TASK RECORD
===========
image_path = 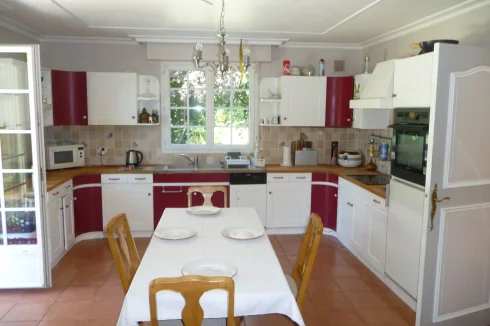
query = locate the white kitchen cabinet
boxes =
[87,72,138,125]
[102,184,154,232]
[393,53,434,108]
[230,184,267,227]
[267,173,312,229]
[336,178,388,274]
[47,198,64,265]
[62,192,75,251]
[280,76,326,127]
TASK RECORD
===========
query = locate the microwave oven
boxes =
[45,141,85,170]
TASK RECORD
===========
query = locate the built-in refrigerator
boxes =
[0,45,49,288]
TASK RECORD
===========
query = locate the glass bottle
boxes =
[363,55,370,74]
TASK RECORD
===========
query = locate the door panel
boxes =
[393,53,433,108]
[336,189,353,246]
[73,187,103,236]
[365,204,387,274]
[230,185,267,226]
[47,199,63,264]
[62,193,74,250]
[51,70,88,125]
[267,183,311,228]
[349,193,367,254]
[417,44,490,326]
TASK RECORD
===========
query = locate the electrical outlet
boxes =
[97,147,107,156]
[334,60,345,72]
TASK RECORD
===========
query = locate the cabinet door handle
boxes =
[392,94,397,98]
[83,116,87,119]
[148,193,151,196]
[74,197,77,200]
[109,178,120,181]
[135,177,146,180]
[273,177,284,179]
[334,194,337,197]
[65,205,69,208]
[347,118,351,121]
[269,192,272,195]
[295,176,306,179]
[65,185,71,188]
[373,199,381,204]
[53,192,59,196]
[161,186,183,194]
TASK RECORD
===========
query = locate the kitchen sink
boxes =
[117,166,155,171]
[155,164,224,172]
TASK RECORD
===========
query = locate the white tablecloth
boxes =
[117,207,305,326]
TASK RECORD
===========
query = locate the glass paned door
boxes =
[0,46,47,288]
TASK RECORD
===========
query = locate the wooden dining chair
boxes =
[187,186,228,208]
[149,275,241,326]
[286,213,323,312]
[105,213,141,294]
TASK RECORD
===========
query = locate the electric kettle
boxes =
[126,150,143,166]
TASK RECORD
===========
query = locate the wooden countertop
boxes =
[46,164,387,199]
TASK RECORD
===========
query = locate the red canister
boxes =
[283,60,290,75]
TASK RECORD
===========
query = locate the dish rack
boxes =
[224,156,250,169]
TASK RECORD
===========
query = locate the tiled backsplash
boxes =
[45,125,392,174]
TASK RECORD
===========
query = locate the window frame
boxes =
[161,62,257,153]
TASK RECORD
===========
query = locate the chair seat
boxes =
[285,274,298,298]
[159,319,227,325]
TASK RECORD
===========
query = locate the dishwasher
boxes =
[229,173,267,227]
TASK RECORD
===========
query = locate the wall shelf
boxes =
[259,98,281,103]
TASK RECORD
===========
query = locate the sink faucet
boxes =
[180,154,199,169]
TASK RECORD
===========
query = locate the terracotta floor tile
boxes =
[80,320,117,326]
[244,314,295,326]
[335,278,374,292]
[2,303,52,322]
[42,301,92,321]
[0,291,25,303]
[343,291,389,308]
[395,304,416,325]
[85,297,124,321]
[38,321,81,326]
[0,322,40,326]
[307,292,354,311]
[69,271,110,286]
[306,279,341,293]
[321,310,367,326]
[57,286,99,302]
[18,289,63,304]
[95,283,124,301]
[0,302,15,319]
[357,307,409,325]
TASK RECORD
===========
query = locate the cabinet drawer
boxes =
[368,195,386,211]
[47,180,72,203]
[101,174,128,184]
[128,174,153,184]
[289,173,312,183]
[267,173,290,183]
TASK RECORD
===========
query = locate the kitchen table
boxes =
[117,207,305,326]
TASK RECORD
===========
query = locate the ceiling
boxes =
[0,0,482,46]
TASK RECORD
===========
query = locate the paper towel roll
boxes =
[282,146,292,166]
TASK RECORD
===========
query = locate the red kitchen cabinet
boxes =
[153,174,230,228]
[311,173,339,230]
[73,175,103,236]
[325,76,354,128]
[52,70,88,125]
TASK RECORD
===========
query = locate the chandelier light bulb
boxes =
[195,43,203,51]
[243,48,251,56]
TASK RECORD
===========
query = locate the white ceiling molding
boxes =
[321,0,385,35]
[0,14,41,41]
[279,42,362,50]
[130,35,288,46]
[41,36,138,45]
[360,0,490,48]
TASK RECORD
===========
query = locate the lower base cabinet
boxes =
[230,185,267,227]
[337,178,388,274]
[73,187,103,236]
[47,198,64,264]
[102,185,153,232]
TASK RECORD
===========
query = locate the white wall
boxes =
[0,26,37,44]
[364,2,490,67]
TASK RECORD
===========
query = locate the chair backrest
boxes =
[105,213,140,294]
[292,213,324,311]
[187,186,228,208]
[149,275,235,326]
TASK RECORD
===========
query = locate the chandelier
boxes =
[193,0,251,74]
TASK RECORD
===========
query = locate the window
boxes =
[162,64,255,152]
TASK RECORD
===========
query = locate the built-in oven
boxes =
[45,141,85,170]
[389,108,429,186]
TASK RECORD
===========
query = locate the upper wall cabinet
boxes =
[52,70,88,125]
[280,76,327,127]
[393,53,434,108]
[325,76,354,127]
[87,72,137,125]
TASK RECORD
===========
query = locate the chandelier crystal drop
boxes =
[193,0,251,74]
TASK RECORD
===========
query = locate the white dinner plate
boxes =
[186,206,221,215]
[221,227,264,240]
[154,227,197,240]
[182,260,237,278]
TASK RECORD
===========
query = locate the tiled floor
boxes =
[0,235,415,326]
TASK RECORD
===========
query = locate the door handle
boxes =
[430,184,450,231]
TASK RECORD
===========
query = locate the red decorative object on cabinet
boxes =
[153,174,230,228]
[325,76,354,127]
[311,173,339,230]
[73,175,103,236]
[51,70,88,125]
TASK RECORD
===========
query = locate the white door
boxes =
[87,72,137,125]
[267,183,311,228]
[365,203,388,274]
[280,76,326,126]
[393,53,434,108]
[416,44,490,326]
[0,46,48,288]
[230,185,267,227]
[47,199,64,265]
[102,185,153,232]
[62,193,75,251]
[336,188,353,246]
[349,192,367,254]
